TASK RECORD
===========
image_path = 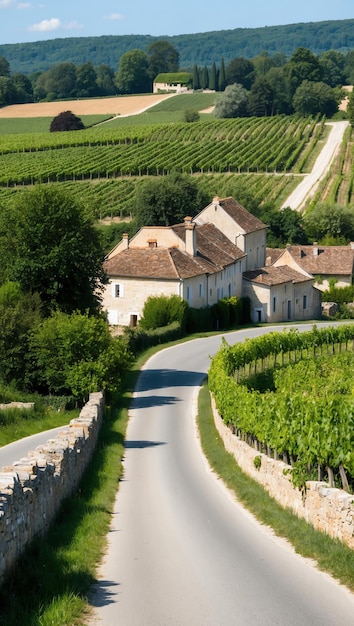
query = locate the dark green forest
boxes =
[1,19,354,75]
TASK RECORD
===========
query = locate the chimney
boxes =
[184,216,196,257]
[350,242,354,250]
[213,195,220,210]
[147,238,157,249]
[313,242,318,256]
[122,233,129,249]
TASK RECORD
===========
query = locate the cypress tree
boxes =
[218,58,226,91]
[201,65,209,89]
[209,62,216,90]
[193,64,200,90]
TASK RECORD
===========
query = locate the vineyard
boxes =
[309,123,354,206]
[209,325,354,494]
[0,173,300,220]
[0,115,322,188]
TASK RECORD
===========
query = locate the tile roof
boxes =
[243,265,311,286]
[103,248,179,280]
[172,222,245,266]
[103,245,219,280]
[267,245,354,276]
[218,196,267,233]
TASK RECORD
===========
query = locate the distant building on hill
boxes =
[153,72,193,93]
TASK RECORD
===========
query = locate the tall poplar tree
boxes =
[218,58,226,91]
[209,62,216,90]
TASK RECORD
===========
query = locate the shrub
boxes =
[50,110,85,132]
[140,294,188,330]
[184,109,200,122]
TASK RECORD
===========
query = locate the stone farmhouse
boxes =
[153,72,193,94]
[102,196,322,326]
[266,243,354,291]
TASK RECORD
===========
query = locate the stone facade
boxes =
[0,392,104,586]
[212,397,354,550]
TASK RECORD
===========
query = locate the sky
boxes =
[0,0,353,45]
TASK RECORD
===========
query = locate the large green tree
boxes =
[0,186,107,315]
[285,47,323,97]
[0,282,42,387]
[75,61,98,97]
[293,80,338,117]
[248,76,275,116]
[0,56,10,77]
[303,203,354,243]
[214,83,249,118]
[146,40,179,80]
[226,57,255,90]
[133,172,208,228]
[115,49,150,94]
[319,50,346,87]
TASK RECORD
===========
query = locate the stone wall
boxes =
[212,397,354,550]
[0,391,104,586]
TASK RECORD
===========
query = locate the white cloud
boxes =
[64,20,84,30]
[104,13,124,20]
[0,0,16,8]
[29,17,61,32]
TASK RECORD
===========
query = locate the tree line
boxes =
[1,19,354,74]
[0,41,353,110]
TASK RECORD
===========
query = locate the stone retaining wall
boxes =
[212,396,354,550]
[0,391,104,585]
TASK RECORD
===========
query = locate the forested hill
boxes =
[1,18,354,74]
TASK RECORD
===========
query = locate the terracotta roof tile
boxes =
[103,248,179,279]
[219,196,267,233]
[267,245,354,276]
[243,265,311,286]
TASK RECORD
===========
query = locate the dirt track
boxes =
[0,94,175,118]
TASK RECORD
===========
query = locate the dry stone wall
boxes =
[212,396,354,550]
[0,391,104,586]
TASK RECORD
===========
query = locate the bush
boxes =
[140,294,188,330]
[50,110,85,132]
[184,109,200,122]
[124,321,184,354]
[28,311,132,401]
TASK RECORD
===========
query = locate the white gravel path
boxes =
[281,120,349,211]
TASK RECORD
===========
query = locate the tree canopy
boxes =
[146,40,179,80]
[0,186,107,315]
[214,83,249,118]
[133,172,209,229]
[115,49,151,94]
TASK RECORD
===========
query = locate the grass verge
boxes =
[197,380,354,592]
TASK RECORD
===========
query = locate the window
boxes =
[303,295,307,309]
[187,286,191,301]
[112,282,124,298]
[273,296,276,313]
[199,283,203,298]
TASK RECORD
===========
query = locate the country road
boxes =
[281,120,349,211]
[88,324,354,626]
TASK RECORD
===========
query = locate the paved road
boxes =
[89,324,354,626]
[281,120,349,211]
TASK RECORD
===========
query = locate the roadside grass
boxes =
[0,408,78,446]
[197,380,354,592]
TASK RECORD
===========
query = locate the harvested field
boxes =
[0,94,175,119]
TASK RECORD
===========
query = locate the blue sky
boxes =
[0,0,353,45]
